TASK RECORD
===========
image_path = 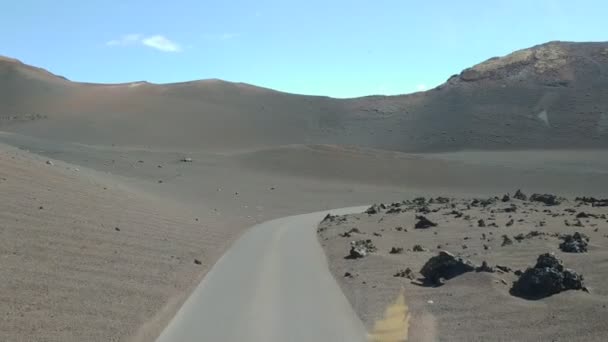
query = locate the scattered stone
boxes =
[506,219,514,227]
[417,206,431,214]
[344,272,354,278]
[373,232,382,237]
[510,253,586,299]
[559,232,589,253]
[415,215,437,229]
[339,227,361,238]
[435,196,450,204]
[419,251,476,286]
[395,226,403,231]
[158,180,163,183]
[114,227,120,232]
[514,189,527,201]
[386,207,401,214]
[365,204,382,215]
[181,157,193,162]
[501,235,513,246]
[496,265,513,273]
[483,244,490,250]
[412,197,426,206]
[576,196,608,207]
[530,193,561,206]
[502,204,518,213]
[394,268,416,280]
[45,160,53,165]
[478,219,486,227]
[347,240,377,259]
[462,244,468,249]
[471,198,496,207]
[194,259,202,265]
[476,261,495,273]
[389,247,404,254]
[573,219,584,227]
[446,210,463,218]
[576,212,590,218]
[502,194,510,202]
[412,245,427,252]
[322,214,347,224]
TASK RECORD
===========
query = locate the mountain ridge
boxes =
[1,40,608,152]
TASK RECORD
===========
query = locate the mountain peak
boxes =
[453,41,608,83]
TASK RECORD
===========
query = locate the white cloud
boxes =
[106,33,142,46]
[106,34,181,52]
[142,35,181,52]
[416,84,427,91]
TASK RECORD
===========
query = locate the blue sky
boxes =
[1,0,607,98]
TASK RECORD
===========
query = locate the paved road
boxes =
[157,206,369,342]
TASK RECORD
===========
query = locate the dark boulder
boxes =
[415,215,437,229]
[510,253,585,299]
[530,193,561,206]
[559,232,589,253]
[419,251,476,285]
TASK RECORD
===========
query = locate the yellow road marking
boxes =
[367,289,410,342]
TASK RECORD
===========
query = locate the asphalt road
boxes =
[156,206,369,342]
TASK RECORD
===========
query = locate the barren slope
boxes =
[0,144,236,342]
[2,41,608,152]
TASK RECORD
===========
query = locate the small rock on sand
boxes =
[394,268,416,280]
[389,247,404,254]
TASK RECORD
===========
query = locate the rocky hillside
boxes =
[1,41,607,151]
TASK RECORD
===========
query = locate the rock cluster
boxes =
[347,239,377,259]
[511,253,586,299]
[559,232,589,253]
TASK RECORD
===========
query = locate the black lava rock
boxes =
[419,251,476,286]
[415,215,437,229]
[530,193,561,206]
[389,247,404,254]
[513,189,528,201]
[510,253,585,299]
[559,232,589,253]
